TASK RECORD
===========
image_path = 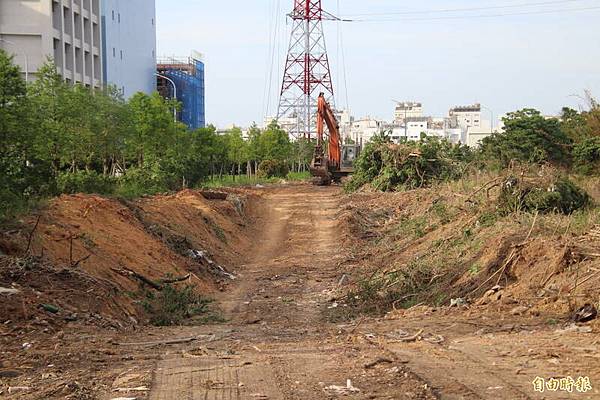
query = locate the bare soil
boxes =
[0,184,599,399]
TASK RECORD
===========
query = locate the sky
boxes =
[156,0,600,128]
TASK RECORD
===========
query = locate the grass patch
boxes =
[200,172,311,189]
[203,216,227,243]
[142,284,221,326]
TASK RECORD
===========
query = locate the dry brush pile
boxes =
[335,165,600,322]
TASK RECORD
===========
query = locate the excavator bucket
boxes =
[310,144,332,186]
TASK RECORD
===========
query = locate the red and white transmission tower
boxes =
[277,0,338,139]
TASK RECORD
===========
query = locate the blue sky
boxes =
[156,0,600,127]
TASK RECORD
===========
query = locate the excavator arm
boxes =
[317,93,341,169]
[311,93,341,185]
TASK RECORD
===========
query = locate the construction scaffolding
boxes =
[157,55,205,129]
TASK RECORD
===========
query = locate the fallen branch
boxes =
[111,267,162,290]
[466,177,502,203]
[160,274,191,285]
[364,357,394,369]
[71,254,91,268]
[118,334,214,347]
[25,215,41,255]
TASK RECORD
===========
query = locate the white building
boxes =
[351,117,385,144]
[449,104,482,129]
[101,0,156,97]
[0,0,103,87]
[394,101,423,124]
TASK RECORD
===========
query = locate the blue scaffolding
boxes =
[158,57,205,129]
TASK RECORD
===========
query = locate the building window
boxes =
[120,50,123,60]
[112,47,116,57]
[152,18,155,25]
[112,10,114,20]
[118,13,121,23]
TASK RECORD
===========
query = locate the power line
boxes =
[343,0,591,17]
[352,5,600,22]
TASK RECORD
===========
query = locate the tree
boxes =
[126,92,182,170]
[246,123,262,176]
[259,122,291,162]
[481,108,572,166]
[291,137,314,172]
[225,127,248,179]
[561,107,591,143]
[0,49,30,210]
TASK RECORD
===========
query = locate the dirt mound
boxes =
[0,188,260,330]
[335,174,600,324]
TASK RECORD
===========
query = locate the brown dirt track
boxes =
[1,184,599,399]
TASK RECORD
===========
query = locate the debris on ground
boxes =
[324,379,361,395]
[0,286,20,295]
[572,303,598,323]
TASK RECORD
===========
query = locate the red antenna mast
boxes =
[277,0,338,139]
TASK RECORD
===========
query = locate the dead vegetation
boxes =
[333,167,600,323]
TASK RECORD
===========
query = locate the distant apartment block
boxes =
[101,0,156,97]
[394,101,423,124]
[0,0,102,88]
[157,54,206,130]
[449,104,482,129]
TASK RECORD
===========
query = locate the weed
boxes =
[142,284,217,326]
[478,211,499,228]
[469,263,481,276]
[203,216,227,243]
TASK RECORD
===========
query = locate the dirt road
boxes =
[127,185,599,400]
[148,185,435,400]
[2,185,598,399]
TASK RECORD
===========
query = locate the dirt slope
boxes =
[0,189,257,329]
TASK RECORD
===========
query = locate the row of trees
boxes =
[0,50,313,218]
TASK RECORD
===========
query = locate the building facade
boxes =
[101,0,156,97]
[449,104,482,129]
[394,101,423,124]
[157,55,206,130]
[0,0,102,87]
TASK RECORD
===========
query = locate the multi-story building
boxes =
[101,0,156,97]
[449,104,482,129]
[0,0,103,88]
[157,54,206,130]
[350,117,385,144]
[394,101,423,124]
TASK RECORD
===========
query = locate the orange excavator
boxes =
[310,93,360,185]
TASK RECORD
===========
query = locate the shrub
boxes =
[57,170,116,195]
[498,176,590,215]
[346,136,473,192]
[116,166,169,198]
[142,284,214,326]
[573,137,600,175]
[257,159,289,179]
[480,109,572,166]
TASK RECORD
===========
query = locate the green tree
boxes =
[225,127,248,179]
[0,49,30,213]
[246,123,262,176]
[259,122,291,162]
[481,108,572,166]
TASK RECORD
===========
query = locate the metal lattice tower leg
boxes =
[277,0,336,139]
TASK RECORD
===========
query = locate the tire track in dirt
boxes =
[148,185,436,400]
